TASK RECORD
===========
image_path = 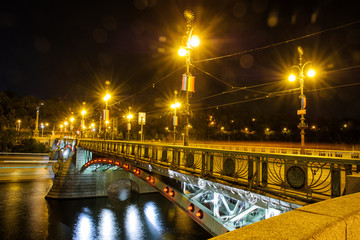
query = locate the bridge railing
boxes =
[190,143,360,159]
[78,139,360,202]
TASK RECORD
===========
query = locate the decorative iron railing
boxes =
[78,139,360,202]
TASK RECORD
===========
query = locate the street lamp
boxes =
[126,113,133,141]
[17,120,21,132]
[171,100,181,144]
[34,102,44,137]
[40,123,44,137]
[103,82,111,140]
[288,46,316,154]
[81,109,86,138]
[64,121,68,133]
[178,10,200,146]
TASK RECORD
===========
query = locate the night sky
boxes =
[1,0,360,119]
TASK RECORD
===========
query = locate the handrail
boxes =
[78,139,360,203]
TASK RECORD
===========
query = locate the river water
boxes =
[0,155,212,240]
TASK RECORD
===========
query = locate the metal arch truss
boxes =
[80,159,301,232]
[169,170,301,231]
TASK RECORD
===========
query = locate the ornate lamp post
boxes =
[103,81,111,140]
[34,102,44,137]
[288,46,316,154]
[171,91,181,144]
[126,113,133,141]
[178,10,200,146]
[17,120,21,131]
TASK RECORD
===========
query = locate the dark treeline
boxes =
[1,91,359,148]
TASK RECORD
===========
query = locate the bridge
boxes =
[46,138,360,237]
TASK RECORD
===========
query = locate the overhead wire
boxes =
[194,19,360,63]
[109,65,185,106]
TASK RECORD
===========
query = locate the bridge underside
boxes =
[79,149,300,236]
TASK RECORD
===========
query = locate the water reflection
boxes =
[0,180,211,240]
[125,205,144,240]
[144,202,163,233]
[99,209,118,240]
[73,210,96,240]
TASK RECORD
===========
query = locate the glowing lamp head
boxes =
[196,210,204,219]
[127,114,133,120]
[307,69,316,78]
[190,35,200,47]
[171,102,181,109]
[178,47,187,57]
[288,74,296,82]
[188,204,194,212]
[103,93,111,101]
[70,117,74,122]
[81,110,86,115]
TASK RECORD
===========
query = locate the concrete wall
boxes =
[211,192,360,240]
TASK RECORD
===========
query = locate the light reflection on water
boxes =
[125,205,144,240]
[0,179,212,239]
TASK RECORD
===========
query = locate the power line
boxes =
[109,65,185,106]
[191,82,360,112]
[194,19,360,63]
[192,81,275,103]
[191,64,234,88]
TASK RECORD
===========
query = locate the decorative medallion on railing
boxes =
[286,165,306,189]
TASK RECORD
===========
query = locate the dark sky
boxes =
[1,0,360,119]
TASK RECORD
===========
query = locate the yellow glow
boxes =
[178,47,187,57]
[190,35,200,47]
[81,110,86,115]
[171,102,181,109]
[45,123,49,126]
[103,93,111,101]
[70,117,74,122]
[91,123,95,127]
[127,114,133,120]
[17,119,21,123]
[288,74,296,82]
[64,121,68,126]
[105,120,109,125]
[307,69,316,78]
[60,124,63,128]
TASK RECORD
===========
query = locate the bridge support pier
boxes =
[46,147,157,199]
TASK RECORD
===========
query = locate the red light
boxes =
[188,204,194,212]
[169,190,175,197]
[163,187,169,193]
[133,169,137,173]
[146,176,151,181]
[150,178,155,183]
[136,169,140,175]
[196,210,203,219]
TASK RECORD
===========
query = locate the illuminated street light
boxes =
[64,121,68,132]
[103,81,111,140]
[178,10,200,146]
[81,105,86,138]
[40,123,44,137]
[126,111,133,141]
[171,91,181,143]
[34,102,44,137]
[288,46,316,154]
[17,119,21,132]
